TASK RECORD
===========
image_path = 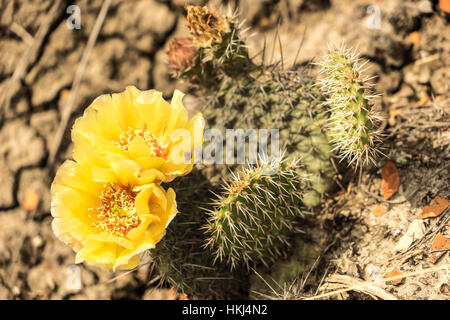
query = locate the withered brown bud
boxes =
[185,5,230,48]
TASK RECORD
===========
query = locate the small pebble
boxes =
[31,235,43,248]
[365,264,381,282]
[418,1,433,14]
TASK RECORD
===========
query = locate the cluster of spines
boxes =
[150,168,249,299]
[167,5,252,87]
[317,44,383,167]
[204,70,334,207]
[192,6,249,65]
[157,6,390,299]
[204,157,308,270]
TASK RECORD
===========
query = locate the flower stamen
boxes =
[89,183,141,237]
[115,128,169,159]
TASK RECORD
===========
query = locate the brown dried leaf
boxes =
[409,32,420,45]
[388,108,404,126]
[440,0,450,13]
[178,293,189,300]
[385,269,404,285]
[167,287,177,300]
[259,17,271,28]
[413,96,430,107]
[430,234,450,264]
[381,161,400,200]
[23,189,40,211]
[418,196,449,219]
[432,234,450,250]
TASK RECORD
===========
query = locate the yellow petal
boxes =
[127,135,152,160]
[52,160,103,197]
[136,168,166,184]
[135,156,166,171]
[162,90,189,143]
[133,88,171,135]
[87,232,135,251]
[69,87,205,183]
[114,253,142,271]
[164,188,178,228]
[112,87,139,130]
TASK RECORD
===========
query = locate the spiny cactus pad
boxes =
[204,70,334,206]
[151,168,249,299]
[204,157,309,269]
[249,237,320,299]
[318,44,383,166]
[168,6,335,206]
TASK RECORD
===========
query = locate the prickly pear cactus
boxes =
[317,44,383,166]
[205,71,334,207]
[150,168,249,299]
[168,5,335,207]
[167,5,252,87]
[249,237,320,299]
[161,6,385,295]
[204,157,309,269]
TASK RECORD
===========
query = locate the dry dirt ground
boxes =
[0,0,449,299]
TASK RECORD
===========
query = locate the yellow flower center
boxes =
[115,128,168,159]
[89,183,141,237]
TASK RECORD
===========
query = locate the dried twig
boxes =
[307,264,449,300]
[10,22,34,46]
[414,53,440,66]
[387,208,450,263]
[48,0,112,166]
[315,274,398,300]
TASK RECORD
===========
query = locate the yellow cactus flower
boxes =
[51,160,178,271]
[72,86,204,184]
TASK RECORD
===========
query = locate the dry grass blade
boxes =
[388,207,449,263]
[306,264,449,300]
[316,274,397,300]
[48,0,112,166]
[10,22,34,45]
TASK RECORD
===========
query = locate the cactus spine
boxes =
[204,71,334,207]
[204,157,309,269]
[151,168,249,299]
[161,6,386,291]
[318,44,383,166]
[167,5,252,87]
[249,237,320,299]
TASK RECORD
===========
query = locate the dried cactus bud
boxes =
[185,5,230,48]
[169,5,251,86]
[167,37,198,72]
